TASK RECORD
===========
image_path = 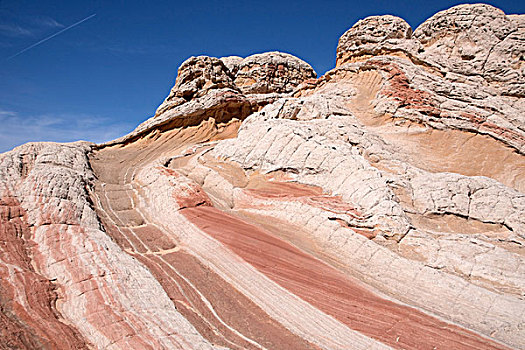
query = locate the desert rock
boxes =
[155,56,239,116]
[336,15,414,65]
[1,4,524,350]
[234,51,317,94]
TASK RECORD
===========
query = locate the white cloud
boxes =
[0,110,17,117]
[32,16,64,29]
[0,16,64,38]
[0,110,135,153]
[0,23,34,37]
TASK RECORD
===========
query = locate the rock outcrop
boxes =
[233,51,317,94]
[155,56,239,116]
[336,15,414,63]
[1,4,524,350]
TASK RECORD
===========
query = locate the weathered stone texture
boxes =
[234,51,317,94]
[1,4,524,350]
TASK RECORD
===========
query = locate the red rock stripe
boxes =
[0,195,89,349]
[94,190,319,349]
[182,206,511,350]
[127,243,320,349]
[134,252,260,350]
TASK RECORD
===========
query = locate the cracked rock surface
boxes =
[1,4,524,350]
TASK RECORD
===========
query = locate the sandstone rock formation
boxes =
[1,4,524,350]
[233,51,317,94]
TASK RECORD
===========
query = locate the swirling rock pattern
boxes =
[1,4,524,350]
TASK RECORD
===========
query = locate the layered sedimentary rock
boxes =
[1,4,524,350]
[233,51,317,94]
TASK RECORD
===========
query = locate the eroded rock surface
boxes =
[156,56,239,116]
[1,4,524,350]
[234,51,317,94]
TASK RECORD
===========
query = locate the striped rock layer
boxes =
[1,4,524,350]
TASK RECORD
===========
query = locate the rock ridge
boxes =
[1,3,524,350]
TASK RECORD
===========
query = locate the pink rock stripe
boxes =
[182,205,511,350]
[0,194,90,349]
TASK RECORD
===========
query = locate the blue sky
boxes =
[0,0,523,152]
